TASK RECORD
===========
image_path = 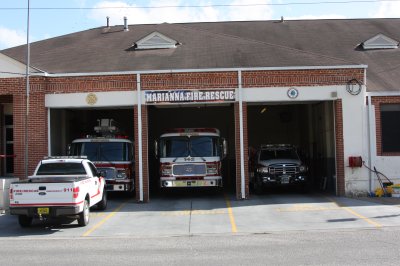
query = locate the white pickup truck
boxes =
[9,157,107,227]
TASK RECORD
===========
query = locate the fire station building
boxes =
[1,18,400,202]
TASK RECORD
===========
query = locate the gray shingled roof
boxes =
[2,19,400,91]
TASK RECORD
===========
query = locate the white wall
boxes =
[45,91,136,108]
[0,53,35,78]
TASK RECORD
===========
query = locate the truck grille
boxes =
[173,164,206,176]
[269,164,299,175]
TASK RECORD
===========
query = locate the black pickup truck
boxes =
[250,144,308,193]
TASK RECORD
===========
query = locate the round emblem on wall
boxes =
[86,93,98,105]
[287,87,299,99]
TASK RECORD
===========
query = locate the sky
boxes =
[0,0,400,50]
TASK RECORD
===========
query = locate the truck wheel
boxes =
[18,215,33,227]
[97,191,107,210]
[78,199,90,226]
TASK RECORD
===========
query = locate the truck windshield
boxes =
[70,142,133,162]
[160,136,220,158]
[37,163,86,175]
[260,148,299,160]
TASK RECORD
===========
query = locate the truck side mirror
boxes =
[154,140,159,159]
[222,138,228,159]
[67,144,71,156]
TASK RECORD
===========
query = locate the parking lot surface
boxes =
[1,191,400,238]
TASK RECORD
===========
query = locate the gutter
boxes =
[31,64,368,78]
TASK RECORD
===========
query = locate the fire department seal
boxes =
[86,93,98,105]
[287,87,299,99]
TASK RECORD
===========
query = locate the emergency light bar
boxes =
[44,156,88,159]
[260,144,294,149]
[165,128,219,134]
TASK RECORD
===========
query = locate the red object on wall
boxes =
[349,156,363,167]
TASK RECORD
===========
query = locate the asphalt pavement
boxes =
[1,190,400,238]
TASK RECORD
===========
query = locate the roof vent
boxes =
[124,17,129,32]
[362,33,399,50]
[106,16,110,28]
[134,31,179,50]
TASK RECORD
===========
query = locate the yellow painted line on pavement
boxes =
[276,204,340,212]
[224,194,237,233]
[82,200,130,237]
[161,210,227,216]
[325,196,382,228]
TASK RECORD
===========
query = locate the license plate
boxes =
[175,180,207,187]
[37,207,49,215]
[281,176,290,184]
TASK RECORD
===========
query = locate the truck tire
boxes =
[97,191,107,210]
[18,215,33,227]
[78,199,90,226]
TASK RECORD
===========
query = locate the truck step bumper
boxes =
[160,179,223,188]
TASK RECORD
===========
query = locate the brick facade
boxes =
[371,96,400,156]
[0,68,363,200]
[234,102,249,199]
[134,105,149,202]
[242,69,364,87]
[334,100,345,196]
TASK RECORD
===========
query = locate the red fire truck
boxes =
[69,119,134,192]
[155,128,227,188]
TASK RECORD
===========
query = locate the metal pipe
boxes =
[367,95,374,193]
[124,17,129,31]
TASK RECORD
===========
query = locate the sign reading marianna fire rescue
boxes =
[145,89,236,104]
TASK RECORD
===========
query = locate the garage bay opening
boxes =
[247,102,336,194]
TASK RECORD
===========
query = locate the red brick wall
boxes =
[0,104,3,175]
[234,102,249,199]
[134,105,149,202]
[242,69,365,87]
[141,72,238,90]
[45,75,137,93]
[371,96,400,156]
[335,100,345,196]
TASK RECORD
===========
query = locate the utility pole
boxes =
[24,0,30,178]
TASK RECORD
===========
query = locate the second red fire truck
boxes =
[69,119,135,192]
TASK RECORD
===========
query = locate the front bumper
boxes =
[105,179,134,192]
[260,174,307,186]
[160,177,223,188]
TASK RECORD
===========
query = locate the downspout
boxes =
[238,70,246,199]
[137,74,144,202]
[367,94,374,194]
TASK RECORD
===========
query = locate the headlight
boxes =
[161,165,172,176]
[299,165,307,172]
[116,170,127,179]
[257,167,269,174]
[206,164,218,175]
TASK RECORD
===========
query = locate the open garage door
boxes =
[148,104,236,196]
[50,108,134,156]
[248,101,336,194]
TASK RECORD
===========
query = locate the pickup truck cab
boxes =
[9,157,107,227]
